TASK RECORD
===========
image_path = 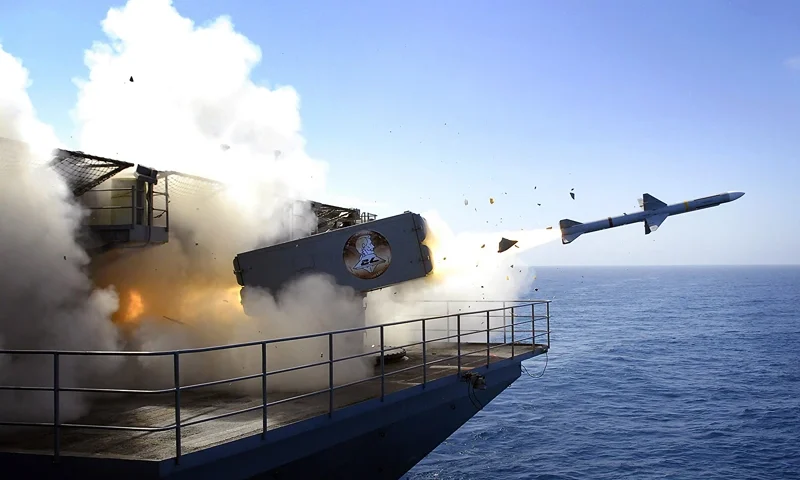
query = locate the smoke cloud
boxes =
[73,0,369,396]
[0,45,124,424]
[0,0,367,427]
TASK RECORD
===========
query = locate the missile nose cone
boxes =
[728,191,745,201]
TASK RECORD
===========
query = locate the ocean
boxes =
[405,266,800,480]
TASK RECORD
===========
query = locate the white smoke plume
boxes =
[72,0,369,396]
[0,45,124,425]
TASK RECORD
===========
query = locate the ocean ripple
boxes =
[405,266,800,479]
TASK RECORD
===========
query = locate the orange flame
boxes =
[115,289,145,324]
[112,285,245,326]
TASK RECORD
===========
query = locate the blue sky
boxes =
[1,0,798,265]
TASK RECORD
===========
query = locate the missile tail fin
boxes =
[562,232,583,244]
[559,219,582,229]
[559,218,583,244]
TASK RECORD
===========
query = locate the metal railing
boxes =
[389,299,551,346]
[82,186,169,229]
[0,300,550,464]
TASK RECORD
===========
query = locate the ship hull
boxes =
[234,359,523,480]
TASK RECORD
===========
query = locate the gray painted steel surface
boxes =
[234,211,433,296]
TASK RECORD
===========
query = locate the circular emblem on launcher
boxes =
[343,230,392,280]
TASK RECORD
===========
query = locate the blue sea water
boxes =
[405,266,800,480]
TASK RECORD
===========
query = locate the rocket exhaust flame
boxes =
[118,290,145,323]
[422,216,561,279]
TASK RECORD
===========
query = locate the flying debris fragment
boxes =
[489,198,495,204]
[129,76,134,82]
[163,316,187,325]
[546,226,553,230]
[464,199,469,206]
[569,191,575,200]
[498,237,518,253]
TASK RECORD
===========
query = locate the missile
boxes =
[559,191,744,244]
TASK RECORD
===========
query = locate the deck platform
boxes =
[0,342,546,462]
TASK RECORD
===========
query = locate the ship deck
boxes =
[0,342,546,462]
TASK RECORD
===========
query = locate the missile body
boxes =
[559,191,744,244]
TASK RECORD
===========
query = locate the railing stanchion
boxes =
[532,304,536,348]
[422,318,427,388]
[164,175,170,232]
[173,352,181,464]
[486,310,490,367]
[503,301,507,344]
[546,301,551,347]
[446,302,451,346]
[511,307,516,357]
[130,185,136,227]
[53,352,60,463]
[261,342,267,437]
[457,314,462,375]
[380,326,385,401]
[328,333,334,416]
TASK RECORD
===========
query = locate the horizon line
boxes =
[529,264,800,268]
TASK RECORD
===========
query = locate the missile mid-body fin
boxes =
[642,193,669,234]
[642,193,667,211]
[644,213,668,234]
